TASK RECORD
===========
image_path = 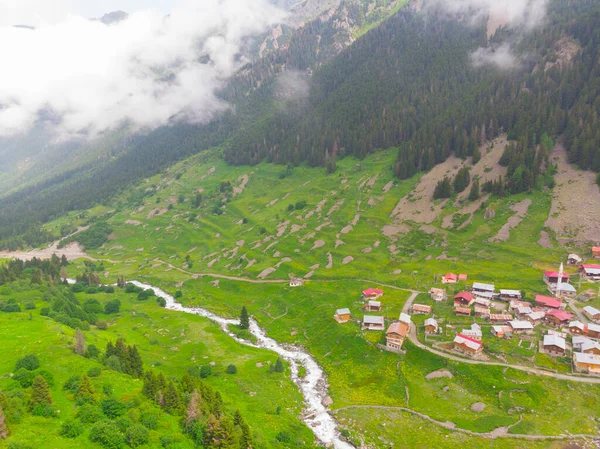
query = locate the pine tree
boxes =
[185,390,201,426]
[30,375,52,410]
[0,406,7,439]
[74,329,86,356]
[213,392,223,418]
[164,382,181,414]
[233,410,253,449]
[128,346,143,378]
[76,374,96,402]
[453,167,470,193]
[468,179,480,201]
[239,307,249,330]
[142,371,157,399]
[271,358,284,373]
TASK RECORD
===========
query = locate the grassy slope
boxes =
[30,145,600,448]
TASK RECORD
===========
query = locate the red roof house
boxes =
[362,288,383,299]
[593,247,600,258]
[545,309,573,326]
[535,295,562,309]
[442,273,458,284]
[458,274,468,281]
[454,291,474,306]
[543,271,570,285]
[453,334,483,355]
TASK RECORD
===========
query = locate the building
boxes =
[458,274,468,281]
[500,289,522,301]
[385,314,411,350]
[508,320,534,333]
[509,300,531,311]
[453,334,483,356]
[289,278,305,287]
[579,264,600,281]
[543,271,570,285]
[411,303,432,314]
[455,306,472,316]
[491,325,511,338]
[516,306,533,317]
[429,287,447,302]
[461,323,482,339]
[364,300,382,312]
[454,292,474,307]
[567,254,583,265]
[593,247,600,259]
[424,318,439,334]
[581,340,600,355]
[334,308,351,323]
[588,323,600,339]
[526,311,546,326]
[362,288,383,300]
[543,334,566,357]
[474,297,492,308]
[472,282,495,300]
[362,315,385,331]
[583,306,600,323]
[535,295,562,309]
[474,307,491,318]
[545,310,574,327]
[572,335,592,351]
[573,352,600,373]
[551,282,577,298]
[441,273,458,284]
[490,313,513,323]
[569,321,586,335]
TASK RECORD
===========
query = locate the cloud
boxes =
[470,43,519,69]
[0,0,286,138]
[275,70,310,102]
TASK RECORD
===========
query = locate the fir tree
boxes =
[433,177,453,199]
[185,390,201,427]
[468,179,480,201]
[128,346,143,378]
[213,392,223,418]
[30,375,52,410]
[142,371,157,399]
[74,329,86,356]
[239,307,249,330]
[271,358,284,373]
[164,382,181,414]
[0,405,7,439]
[76,374,96,402]
[453,167,470,193]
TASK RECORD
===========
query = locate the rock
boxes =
[471,402,486,412]
[256,362,263,368]
[484,208,495,219]
[443,386,450,392]
[209,362,216,366]
[323,396,333,406]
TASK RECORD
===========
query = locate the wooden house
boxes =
[579,264,600,281]
[516,306,533,317]
[474,306,491,318]
[569,320,586,335]
[454,306,472,316]
[424,318,439,334]
[362,288,383,300]
[385,314,411,350]
[573,352,600,373]
[490,313,513,323]
[509,300,531,311]
[362,315,385,331]
[472,282,495,300]
[453,334,483,356]
[526,311,545,326]
[441,273,457,284]
[461,323,482,339]
[543,271,570,286]
[535,295,562,310]
[491,325,511,338]
[573,335,592,351]
[454,291,474,307]
[543,334,566,357]
[289,278,305,287]
[588,323,600,339]
[593,246,600,259]
[429,288,447,302]
[581,339,600,355]
[458,274,468,281]
[364,300,382,312]
[545,310,573,327]
[500,289,522,301]
[334,308,351,323]
[411,304,432,315]
[508,320,534,334]
[583,306,600,323]
[567,254,582,265]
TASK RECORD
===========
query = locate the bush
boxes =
[104,299,121,314]
[156,297,166,307]
[96,320,108,330]
[102,383,114,397]
[40,307,50,316]
[126,424,149,447]
[2,303,21,312]
[295,200,307,210]
[13,368,36,388]
[84,299,104,314]
[101,398,127,418]
[105,355,122,372]
[36,369,55,387]
[60,420,84,438]
[115,417,133,432]
[140,411,160,430]
[86,287,98,294]
[226,365,237,374]
[86,344,100,359]
[276,431,292,443]
[89,420,125,449]
[199,365,212,379]
[15,355,40,371]
[8,443,34,449]
[63,375,81,393]
[77,404,104,423]
[88,367,102,377]
[24,302,35,310]
[104,286,115,294]
[32,403,56,417]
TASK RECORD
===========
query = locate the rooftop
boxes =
[472,282,495,291]
[454,334,483,350]
[574,352,600,366]
[363,315,384,325]
[509,320,534,330]
[336,308,351,315]
[544,334,566,350]
[583,305,600,316]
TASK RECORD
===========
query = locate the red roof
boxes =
[455,291,473,301]
[543,271,570,279]
[546,310,573,322]
[444,273,457,280]
[593,247,600,252]
[456,333,482,345]
[458,274,468,280]
[535,295,562,309]
[363,288,383,296]
[580,264,600,270]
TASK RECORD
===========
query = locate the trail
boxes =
[333,406,598,441]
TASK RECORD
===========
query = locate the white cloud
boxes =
[470,43,519,69]
[0,0,285,137]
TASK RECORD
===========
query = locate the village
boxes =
[331,248,600,376]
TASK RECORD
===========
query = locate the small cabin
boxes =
[567,253,582,265]
[458,274,468,281]
[490,313,513,323]
[574,352,600,374]
[453,334,483,356]
[509,300,531,311]
[491,325,510,338]
[454,292,474,307]
[535,295,562,310]
[364,300,382,312]
[441,273,457,284]
[551,282,577,298]
[362,315,385,331]
[411,304,432,315]
[543,271,570,285]
[516,306,533,317]
[474,306,491,318]
[385,314,411,350]
[583,306,600,323]
[573,335,592,351]
[334,308,351,323]
[588,323,600,339]
[454,306,471,316]
[424,318,438,334]
[362,288,383,300]
[526,311,545,326]
[579,264,600,281]
[500,289,522,301]
[508,320,534,334]
[593,247,600,259]
[461,323,482,339]
[569,320,586,335]
[543,334,566,357]
[429,287,447,302]
[581,339,600,355]
[289,278,305,287]
[545,310,573,327]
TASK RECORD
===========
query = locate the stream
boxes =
[128,281,355,449]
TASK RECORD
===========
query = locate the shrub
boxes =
[86,344,100,358]
[115,417,133,432]
[102,383,114,397]
[140,411,160,430]
[60,420,84,438]
[104,299,121,314]
[104,286,115,294]
[63,375,81,393]
[226,365,237,374]
[295,200,307,210]
[126,424,149,447]
[101,398,127,418]
[89,420,125,449]
[40,307,50,316]
[157,297,166,307]
[8,443,34,449]
[77,404,103,423]
[86,287,98,294]
[15,355,40,371]
[36,369,55,387]
[24,302,35,310]
[13,368,36,388]
[88,367,102,377]
[105,355,122,372]
[32,403,56,417]
[276,431,292,443]
[96,320,108,330]
[199,365,212,379]
[84,299,103,314]
[174,291,182,299]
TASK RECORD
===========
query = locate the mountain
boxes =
[97,10,129,25]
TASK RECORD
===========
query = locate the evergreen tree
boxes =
[0,406,7,439]
[30,375,52,410]
[472,145,481,164]
[164,382,181,414]
[185,390,201,427]
[74,329,86,356]
[213,392,223,418]
[142,371,157,399]
[76,374,96,402]
[468,179,480,201]
[453,167,470,193]
[271,358,285,373]
[204,414,238,449]
[128,346,143,378]
[239,307,249,330]
[433,177,453,199]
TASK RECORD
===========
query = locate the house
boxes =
[453,334,483,356]
[491,325,511,338]
[579,264,600,281]
[474,297,492,308]
[508,320,534,333]
[472,282,495,300]
[474,306,491,318]
[543,334,566,357]
[490,313,513,323]
[412,304,432,315]
[364,300,382,312]
[573,352,600,373]
[334,308,351,323]
[569,320,586,335]
[583,306,600,323]
[543,271,570,285]
[442,273,457,284]
[385,314,411,350]
[535,295,562,309]
[509,300,531,311]
[593,247,600,258]
[424,318,439,334]
[362,315,385,331]
[545,310,574,327]
[429,288,447,302]
[516,306,533,317]
[362,288,383,300]
[572,335,592,351]
[588,323,600,339]
[454,292,474,307]
[458,274,468,281]
[526,311,546,326]
[455,306,472,316]
[547,329,567,339]
[567,254,583,265]
[551,282,577,298]
[461,323,482,339]
[500,289,522,301]
[581,340,600,355]
[289,278,304,287]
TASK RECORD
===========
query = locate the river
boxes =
[128,281,355,449]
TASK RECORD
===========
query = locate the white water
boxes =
[127,281,355,449]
